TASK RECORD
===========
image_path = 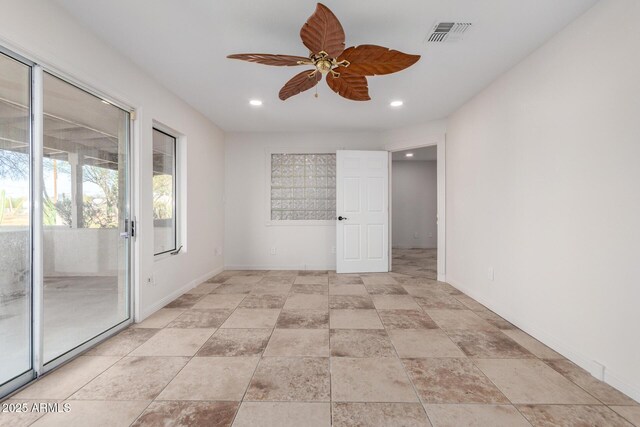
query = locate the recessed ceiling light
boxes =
[390,100,403,107]
[405,153,414,157]
[249,99,263,106]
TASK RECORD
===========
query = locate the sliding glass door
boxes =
[0,51,32,389]
[42,72,131,364]
[0,46,133,396]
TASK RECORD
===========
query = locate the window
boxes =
[152,128,177,255]
[270,153,336,221]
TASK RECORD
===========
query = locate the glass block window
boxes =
[271,153,336,221]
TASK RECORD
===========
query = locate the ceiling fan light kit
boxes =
[227,3,420,101]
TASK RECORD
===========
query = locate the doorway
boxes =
[0,47,133,398]
[390,146,438,279]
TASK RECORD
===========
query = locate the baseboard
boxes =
[392,246,438,250]
[138,265,224,321]
[446,277,640,403]
[437,274,446,282]
[224,264,336,271]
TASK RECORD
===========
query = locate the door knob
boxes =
[338,216,348,221]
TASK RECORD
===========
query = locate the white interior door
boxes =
[336,150,389,273]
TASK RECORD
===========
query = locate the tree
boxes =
[0,150,28,180]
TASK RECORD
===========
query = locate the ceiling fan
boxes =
[227,3,420,101]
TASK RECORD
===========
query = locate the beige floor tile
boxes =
[129,328,214,356]
[276,310,329,329]
[329,284,368,295]
[15,356,120,399]
[246,357,330,401]
[85,328,158,356]
[250,283,292,295]
[330,309,384,329]
[414,294,467,310]
[197,328,271,356]
[372,295,422,310]
[446,329,534,359]
[264,329,329,357]
[427,309,495,330]
[377,310,438,329]
[239,294,287,309]
[329,295,374,309]
[258,276,296,285]
[283,294,328,310]
[330,329,396,357]
[213,283,254,294]
[32,400,149,427]
[331,357,417,402]
[132,308,185,328]
[266,270,298,277]
[475,309,516,330]
[435,283,462,296]
[165,294,204,309]
[291,284,328,294]
[192,294,246,310]
[233,402,331,427]
[187,282,221,294]
[294,276,329,285]
[475,359,600,404]
[158,357,259,401]
[424,404,530,427]
[364,284,409,295]
[329,275,364,285]
[167,309,232,328]
[297,270,328,276]
[401,285,441,297]
[501,330,562,359]
[360,274,399,285]
[206,272,237,284]
[221,309,280,328]
[70,356,188,400]
[517,404,634,427]
[403,358,509,404]
[388,329,465,358]
[223,275,263,285]
[610,406,640,426]
[454,294,487,311]
[546,359,639,405]
[333,402,431,427]
[132,401,238,427]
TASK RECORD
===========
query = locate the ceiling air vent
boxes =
[426,22,472,43]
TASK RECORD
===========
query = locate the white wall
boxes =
[0,0,225,320]
[446,0,640,401]
[225,132,384,270]
[392,161,437,249]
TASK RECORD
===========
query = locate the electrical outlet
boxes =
[214,247,222,256]
[487,267,494,281]
[331,246,336,254]
[413,232,419,239]
[146,276,155,286]
[270,247,277,255]
[428,232,433,238]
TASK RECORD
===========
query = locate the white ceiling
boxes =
[53,0,598,132]
[392,146,437,161]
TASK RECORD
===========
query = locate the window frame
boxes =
[264,147,336,227]
[152,127,178,256]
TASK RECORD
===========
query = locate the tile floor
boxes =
[1,267,639,426]
[392,248,437,280]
